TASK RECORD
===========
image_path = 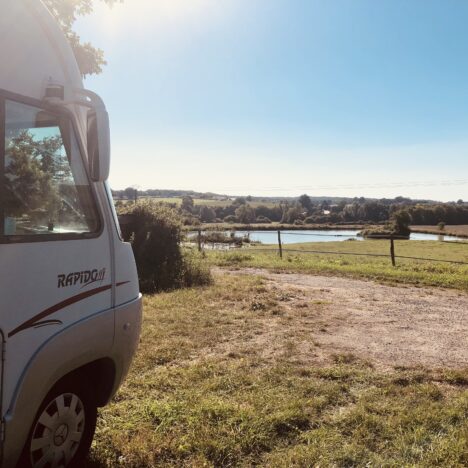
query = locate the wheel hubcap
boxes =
[53,424,69,446]
[30,393,85,468]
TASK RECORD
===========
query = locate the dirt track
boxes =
[220,268,468,370]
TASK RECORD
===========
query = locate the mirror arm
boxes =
[43,84,107,113]
[74,88,108,112]
[43,99,94,109]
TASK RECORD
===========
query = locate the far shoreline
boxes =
[410,225,468,239]
[182,223,369,232]
[182,223,468,239]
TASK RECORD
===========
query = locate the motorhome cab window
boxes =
[1,100,99,239]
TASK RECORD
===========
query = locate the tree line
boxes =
[115,193,467,226]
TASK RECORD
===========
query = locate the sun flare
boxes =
[95,0,217,34]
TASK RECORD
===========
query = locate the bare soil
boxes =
[217,268,468,370]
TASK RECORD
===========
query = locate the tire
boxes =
[18,377,97,468]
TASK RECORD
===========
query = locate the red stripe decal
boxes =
[8,281,130,338]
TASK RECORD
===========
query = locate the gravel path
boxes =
[221,268,468,369]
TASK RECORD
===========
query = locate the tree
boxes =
[298,194,313,213]
[281,205,303,224]
[235,204,256,224]
[4,131,66,222]
[181,195,194,213]
[391,210,411,236]
[199,206,216,223]
[43,0,119,76]
[321,199,332,211]
[124,187,137,201]
[233,197,247,206]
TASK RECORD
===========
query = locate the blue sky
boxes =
[76,0,468,201]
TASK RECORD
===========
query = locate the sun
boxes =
[95,0,217,34]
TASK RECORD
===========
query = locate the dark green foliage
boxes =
[178,249,212,289]
[407,203,468,225]
[114,193,468,227]
[181,195,194,213]
[43,0,119,76]
[123,187,138,201]
[391,209,411,236]
[224,215,237,223]
[199,205,216,223]
[120,201,211,293]
[4,130,64,217]
[235,205,256,224]
[281,205,304,224]
[298,194,313,213]
[233,197,247,206]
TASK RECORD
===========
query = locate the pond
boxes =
[233,230,464,244]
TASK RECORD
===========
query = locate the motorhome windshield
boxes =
[0,98,100,239]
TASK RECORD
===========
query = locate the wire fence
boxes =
[190,229,468,267]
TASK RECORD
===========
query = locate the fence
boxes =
[192,229,468,267]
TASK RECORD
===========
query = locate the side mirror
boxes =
[44,84,111,181]
[87,107,110,182]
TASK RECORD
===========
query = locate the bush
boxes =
[120,201,212,293]
[256,216,271,224]
[179,249,212,288]
[224,215,237,223]
[183,215,200,226]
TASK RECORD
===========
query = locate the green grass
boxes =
[209,240,468,290]
[135,197,278,208]
[88,275,467,467]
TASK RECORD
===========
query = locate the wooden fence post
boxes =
[390,235,396,266]
[277,230,283,259]
[197,229,202,252]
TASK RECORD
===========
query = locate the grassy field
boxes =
[88,273,467,467]
[133,197,278,208]
[208,240,468,290]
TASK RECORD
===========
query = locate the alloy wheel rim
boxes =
[30,392,85,468]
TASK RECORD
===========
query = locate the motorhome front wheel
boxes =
[19,379,97,468]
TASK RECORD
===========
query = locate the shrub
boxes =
[180,249,212,288]
[224,215,237,223]
[120,201,212,293]
[256,216,272,224]
[183,215,200,226]
[438,221,446,231]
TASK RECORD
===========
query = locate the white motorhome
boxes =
[0,0,142,466]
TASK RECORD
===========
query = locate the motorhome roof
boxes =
[0,0,83,101]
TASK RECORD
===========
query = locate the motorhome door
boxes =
[0,94,112,415]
